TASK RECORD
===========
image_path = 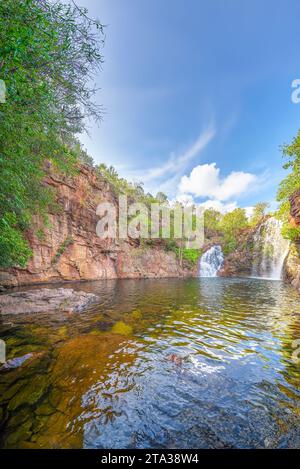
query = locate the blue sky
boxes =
[78,0,300,213]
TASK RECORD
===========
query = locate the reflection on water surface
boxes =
[0,277,300,448]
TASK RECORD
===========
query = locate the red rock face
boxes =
[290,189,300,227]
[0,165,196,287]
[284,189,300,291]
[218,226,257,278]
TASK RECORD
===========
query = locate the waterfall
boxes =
[199,245,224,277]
[251,217,290,280]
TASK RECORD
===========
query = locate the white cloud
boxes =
[168,193,238,213]
[244,206,254,219]
[179,163,257,201]
[199,199,238,213]
[172,194,195,206]
[170,196,237,213]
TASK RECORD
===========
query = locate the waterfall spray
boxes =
[251,217,290,280]
[199,245,224,277]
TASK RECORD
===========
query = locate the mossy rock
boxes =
[111,321,132,336]
[6,407,30,429]
[89,329,104,336]
[57,326,68,338]
[23,353,51,377]
[3,420,33,448]
[8,344,43,359]
[8,374,49,411]
[31,430,81,449]
[47,387,61,409]
[34,401,56,417]
[130,309,142,320]
[31,414,51,435]
[1,378,26,402]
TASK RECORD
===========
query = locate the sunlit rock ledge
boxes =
[0,288,99,315]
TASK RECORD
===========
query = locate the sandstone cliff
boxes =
[283,190,300,291]
[290,189,300,226]
[0,165,196,287]
[218,227,255,278]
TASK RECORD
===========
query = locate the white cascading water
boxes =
[199,245,224,277]
[251,217,290,280]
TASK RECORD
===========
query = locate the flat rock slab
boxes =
[0,288,99,315]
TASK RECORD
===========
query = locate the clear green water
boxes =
[1,277,300,448]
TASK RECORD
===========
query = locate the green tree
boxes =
[277,130,300,240]
[155,192,168,203]
[0,0,104,267]
[204,208,222,232]
[278,130,300,205]
[219,208,249,253]
[250,202,270,226]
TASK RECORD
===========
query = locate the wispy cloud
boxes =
[142,124,215,183]
[121,124,216,197]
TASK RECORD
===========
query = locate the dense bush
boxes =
[0,0,104,267]
[277,130,300,240]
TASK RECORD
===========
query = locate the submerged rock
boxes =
[7,374,50,411]
[167,354,184,366]
[0,288,99,316]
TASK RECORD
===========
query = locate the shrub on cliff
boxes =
[219,208,249,254]
[249,202,270,227]
[277,130,300,240]
[0,0,104,267]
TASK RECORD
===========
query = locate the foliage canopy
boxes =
[0,0,104,267]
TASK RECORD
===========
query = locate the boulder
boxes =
[0,288,99,315]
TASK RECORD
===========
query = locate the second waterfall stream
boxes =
[251,217,290,280]
[199,217,290,280]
